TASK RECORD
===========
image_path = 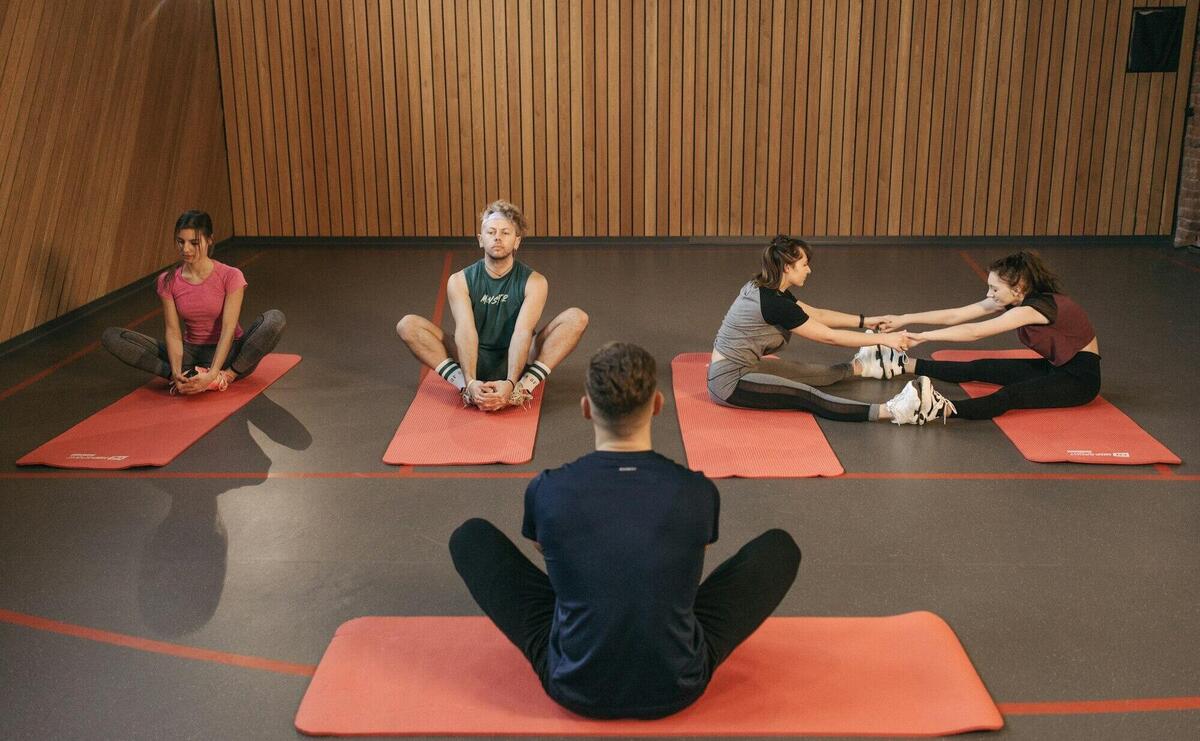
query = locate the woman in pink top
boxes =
[102,210,285,394]
[851,250,1100,421]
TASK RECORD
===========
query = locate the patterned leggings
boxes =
[713,358,878,422]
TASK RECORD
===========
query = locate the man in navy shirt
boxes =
[449,342,800,719]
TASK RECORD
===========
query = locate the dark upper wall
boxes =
[0,0,232,346]
[214,0,1196,238]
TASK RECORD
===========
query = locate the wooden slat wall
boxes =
[0,0,232,346]
[217,0,1194,238]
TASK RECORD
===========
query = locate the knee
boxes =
[562,307,589,335]
[396,314,423,341]
[263,309,286,332]
[761,528,801,572]
[449,517,500,559]
[100,326,123,352]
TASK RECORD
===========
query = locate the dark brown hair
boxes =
[752,234,811,288]
[162,210,214,291]
[987,250,1062,294]
[585,342,658,421]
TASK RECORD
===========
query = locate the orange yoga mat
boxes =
[16,354,301,469]
[382,371,543,465]
[931,349,1180,465]
[671,353,843,478]
[295,612,1003,737]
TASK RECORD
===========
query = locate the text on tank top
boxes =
[464,259,532,351]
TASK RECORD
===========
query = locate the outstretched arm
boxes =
[797,301,868,330]
[911,305,1047,344]
[868,297,1003,330]
[792,318,910,352]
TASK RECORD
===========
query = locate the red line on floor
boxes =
[999,696,1200,715]
[955,249,984,281]
[0,608,316,678]
[2,470,1197,481]
[0,307,160,403]
[4,606,1199,717]
[415,250,455,384]
[0,251,265,402]
[840,471,1200,482]
[958,250,989,282]
[0,342,100,402]
[430,250,454,327]
[1162,254,1200,274]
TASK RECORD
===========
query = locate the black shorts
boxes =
[476,347,508,381]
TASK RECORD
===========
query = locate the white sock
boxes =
[436,359,466,390]
[517,361,551,392]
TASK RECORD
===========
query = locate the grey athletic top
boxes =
[708,281,809,400]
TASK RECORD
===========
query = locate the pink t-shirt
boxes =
[156,260,247,345]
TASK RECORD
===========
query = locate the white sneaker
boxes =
[854,343,906,379]
[854,344,884,379]
[915,379,957,425]
[886,378,923,424]
[877,345,907,379]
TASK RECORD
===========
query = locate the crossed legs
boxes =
[448,519,800,687]
[396,307,589,377]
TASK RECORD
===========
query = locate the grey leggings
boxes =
[101,309,286,380]
[712,358,880,422]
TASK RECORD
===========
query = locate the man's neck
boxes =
[594,428,653,452]
[483,255,514,278]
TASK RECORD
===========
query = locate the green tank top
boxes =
[463,259,533,352]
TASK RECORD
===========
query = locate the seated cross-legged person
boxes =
[101,210,285,394]
[449,342,801,719]
[396,200,588,410]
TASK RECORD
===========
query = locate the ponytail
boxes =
[987,250,1062,294]
[753,235,811,289]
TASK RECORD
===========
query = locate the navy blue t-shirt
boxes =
[522,450,720,719]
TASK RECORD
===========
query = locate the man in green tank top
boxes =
[396,200,589,410]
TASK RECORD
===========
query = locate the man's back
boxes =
[522,450,720,719]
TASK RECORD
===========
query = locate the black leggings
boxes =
[916,351,1100,420]
[448,519,800,707]
[101,309,286,380]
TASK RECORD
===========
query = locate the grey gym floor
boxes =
[0,241,1197,740]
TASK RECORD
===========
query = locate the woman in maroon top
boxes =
[861,251,1100,420]
[101,210,285,394]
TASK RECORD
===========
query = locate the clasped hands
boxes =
[465,379,519,411]
[171,369,217,395]
[863,316,926,352]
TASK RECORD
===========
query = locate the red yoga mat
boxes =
[930,349,1180,465]
[671,353,843,478]
[382,370,543,466]
[16,353,301,469]
[295,612,1003,737]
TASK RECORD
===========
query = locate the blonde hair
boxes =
[479,200,529,236]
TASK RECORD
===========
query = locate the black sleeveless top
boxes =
[463,259,533,352]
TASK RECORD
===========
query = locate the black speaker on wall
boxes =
[1127,6,1186,73]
